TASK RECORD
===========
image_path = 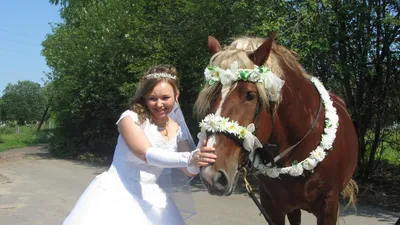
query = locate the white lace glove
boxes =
[145,147,193,168]
[186,165,200,175]
[186,149,201,175]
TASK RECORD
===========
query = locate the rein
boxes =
[242,167,276,225]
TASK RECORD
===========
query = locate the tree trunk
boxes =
[37,105,50,131]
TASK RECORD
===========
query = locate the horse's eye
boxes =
[245,92,256,101]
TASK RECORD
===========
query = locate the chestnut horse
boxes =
[194,33,358,225]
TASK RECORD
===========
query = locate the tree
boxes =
[37,81,55,131]
[329,0,400,180]
[0,97,4,122]
[1,81,47,125]
[44,0,153,156]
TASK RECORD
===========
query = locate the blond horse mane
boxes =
[194,36,310,119]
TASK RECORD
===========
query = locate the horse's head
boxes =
[194,33,286,196]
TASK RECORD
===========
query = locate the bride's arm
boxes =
[118,116,190,167]
[119,115,212,168]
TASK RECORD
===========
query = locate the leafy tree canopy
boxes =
[1,81,47,125]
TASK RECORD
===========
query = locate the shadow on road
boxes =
[340,204,399,223]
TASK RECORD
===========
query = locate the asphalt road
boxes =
[0,146,399,225]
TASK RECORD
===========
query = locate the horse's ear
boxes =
[208,36,222,54]
[248,32,277,66]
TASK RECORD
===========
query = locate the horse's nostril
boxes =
[217,170,229,186]
[212,170,229,192]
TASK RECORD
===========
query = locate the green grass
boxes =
[379,128,400,166]
[381,145,400,166]
[0,125,49,152]
[360,128,400,166]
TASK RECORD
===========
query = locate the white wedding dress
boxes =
[62,110,192,225]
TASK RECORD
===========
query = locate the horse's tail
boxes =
[336,179,358,225]
[341,179,359,210]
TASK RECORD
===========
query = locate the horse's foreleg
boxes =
[259,197,286,225]
[316,190,339,225]
[287,209,301,225]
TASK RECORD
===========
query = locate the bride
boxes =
[62,65,216,225]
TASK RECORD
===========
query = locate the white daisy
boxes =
[302,158,318,170]
[289,163,304,176]
[265,167,280,178]
[311,147,326,162]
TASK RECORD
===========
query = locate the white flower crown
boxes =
[204,61,285,102]
[144,73,176,80]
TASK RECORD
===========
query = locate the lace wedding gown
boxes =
[62,110,189,225]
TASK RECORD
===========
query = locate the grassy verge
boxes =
[382,148,400,166]
[0,125,49,152]
[378,128,400,166]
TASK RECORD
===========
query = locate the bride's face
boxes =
[145,81,176,122]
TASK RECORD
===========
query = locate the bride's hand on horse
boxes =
[190,140,216,167]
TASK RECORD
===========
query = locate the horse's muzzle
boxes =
[200,167,232,196]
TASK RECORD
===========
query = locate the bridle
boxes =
[239,99,277,170]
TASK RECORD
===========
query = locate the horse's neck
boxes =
[271,75,323,162]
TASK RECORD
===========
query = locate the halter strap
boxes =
[268,101,322,163]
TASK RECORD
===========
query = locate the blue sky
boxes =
[0,1,61,95]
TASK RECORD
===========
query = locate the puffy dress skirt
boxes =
[62,165,186,225]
